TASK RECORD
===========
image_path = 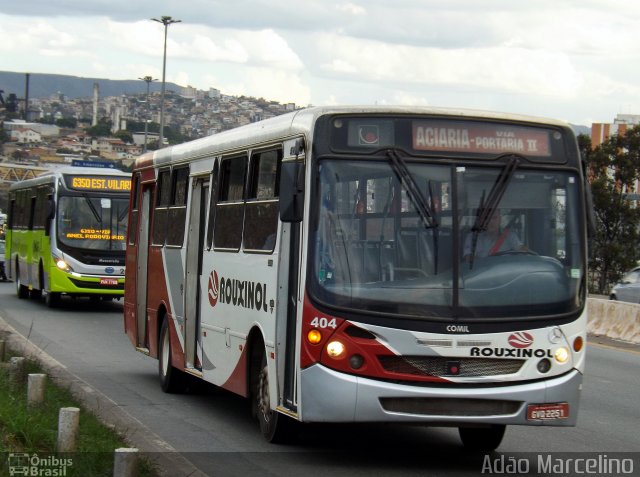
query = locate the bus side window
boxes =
[128,174,140,245]
[7,198,15,230]
[166,167,189,247]
[34,187,49,235]
[244,148,282,252]
[214,155,247,251]
[206,160,219,250]
[17,190,27,230]
[152,169,171,246]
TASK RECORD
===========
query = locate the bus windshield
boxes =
[57,195,128,251]
[310,158,585,320]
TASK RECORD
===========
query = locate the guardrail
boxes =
[588,298,640,344]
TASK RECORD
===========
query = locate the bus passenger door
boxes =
[277,149,306,412]
[184,176,208,370]
[135,186,152,348]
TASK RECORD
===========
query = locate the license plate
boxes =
[527,403,569,421]
[100,278,118,286]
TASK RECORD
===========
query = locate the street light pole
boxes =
[138,76,157,152]
[151,16,181,149]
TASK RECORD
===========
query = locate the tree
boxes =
[114,130,133,144]
[587,126,640,294]
[86,118,112,137]
[36,116,55,125]
[163,125,188,145]
[11,150,29,161]
[55,117,78,128]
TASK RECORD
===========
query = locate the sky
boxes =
[1,0,639,126]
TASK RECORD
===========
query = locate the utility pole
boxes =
[151,16,182,149]
[138,76,157,152]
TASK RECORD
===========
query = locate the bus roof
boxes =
[136,105,573,170]
[8,165,130,191]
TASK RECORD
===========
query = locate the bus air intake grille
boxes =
[379,397,522,417]
[378,356,524,377]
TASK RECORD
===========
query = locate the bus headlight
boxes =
[326,341,346,359]
[54,256,73,272]
[554,347,570,363]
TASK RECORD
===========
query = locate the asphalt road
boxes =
[1,282,639,476]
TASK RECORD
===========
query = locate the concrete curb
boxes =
[0,316,208,477]
[587,298,640,344]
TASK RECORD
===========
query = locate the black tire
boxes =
[158,318,186,393]
[16,273,29,299]
[31,263,44,300]
[254,351,296,443]
[45,291,60,308]
[459,425,506,451]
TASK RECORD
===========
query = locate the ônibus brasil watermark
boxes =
[482,453,635,475]
[7,453,73,477]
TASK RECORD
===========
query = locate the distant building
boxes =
[10,128,42,143]
[3,120,60,138]
[591,114,640,148]
[181,85,198,99]
[591,113,640,200]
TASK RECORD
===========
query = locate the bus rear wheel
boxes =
[458,425,506,451]
[254,352,295,443]
[158,318,186,393]
[16,274,29,299]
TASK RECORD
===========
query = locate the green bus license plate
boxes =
[100,278,118,286]
[527,403,569,420]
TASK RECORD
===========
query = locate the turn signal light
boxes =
[573,336,584,352]
[307,329,322,345]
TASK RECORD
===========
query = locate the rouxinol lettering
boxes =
[470,347,553,358]
[219,276,269,312]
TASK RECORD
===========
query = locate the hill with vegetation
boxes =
[0,71,181,99]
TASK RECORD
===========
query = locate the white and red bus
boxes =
[124,106,589,450]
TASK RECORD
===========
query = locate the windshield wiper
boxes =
[468,155,520,269]
[83,194,102,224]
[386,149,440,273]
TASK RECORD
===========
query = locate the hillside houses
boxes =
[1,84,299,169]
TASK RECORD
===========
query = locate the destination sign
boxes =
[412,121,551,156]
[65,175,132,192]
[65,228,125,241]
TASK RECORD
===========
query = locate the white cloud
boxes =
[336,3,367,16]
[221,67,311,105]
[316,33,584,98]
[1,1,640,124]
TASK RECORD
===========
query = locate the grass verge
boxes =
[0,351,156,476]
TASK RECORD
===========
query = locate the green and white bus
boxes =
[5,165,131,306]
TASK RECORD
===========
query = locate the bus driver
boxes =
[463,212,526,260]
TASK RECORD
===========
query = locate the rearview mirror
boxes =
[279,161,305,223]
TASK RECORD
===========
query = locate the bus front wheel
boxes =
[458,425,506,451]
[158,318,185,393]
[254,352,295,443]
[45,291,60,308]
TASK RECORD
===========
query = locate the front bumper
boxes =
[50,267,124,295]
[300,364,582,426]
